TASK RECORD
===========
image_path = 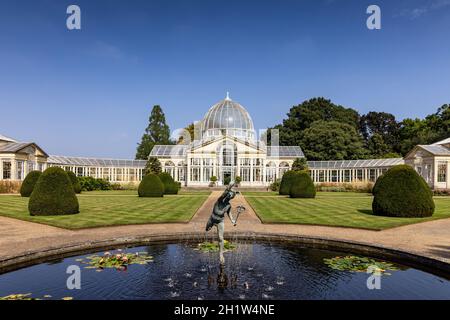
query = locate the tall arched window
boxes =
[164,161,175,179]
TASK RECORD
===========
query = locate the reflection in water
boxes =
[0,242,449,300]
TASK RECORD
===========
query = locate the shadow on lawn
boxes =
[357,209,376,216]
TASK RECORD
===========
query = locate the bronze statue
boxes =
[205,182,245,265]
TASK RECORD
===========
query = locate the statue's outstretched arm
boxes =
[227,207,237,226]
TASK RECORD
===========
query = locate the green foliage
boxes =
[28,167,79,216]
[367,133,391,158]
[289,171,316,198]
[138,174,164,197]
[66,171,82,194]
[196,240,236,252]
[324,256,399,274]
[224,175,231,186]
[158,172,179,195]
[360,111,399,152]
[372,165,435,217]
[279,170,297,195]
[267,97,360,147]
[301,121,367,160]
[234,176,242,184]
[269,179,281,191]
[136,105,173,160]
[80,251,154,270]
[292,157,308,171]
[210,176,218,182]
[145,157,162,175]
[78,176,111,191]
[20,171,41,197]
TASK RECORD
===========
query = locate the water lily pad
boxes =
[196,240,236,252]
[78,251,154,270]
[324,256,399,274]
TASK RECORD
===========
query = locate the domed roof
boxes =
[202,93,255,141]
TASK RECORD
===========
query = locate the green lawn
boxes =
[0,192,209,229]
[245,192,450,230]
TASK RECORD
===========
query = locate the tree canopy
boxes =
[301,121,367,160]
[136,105,173,160]
[268,97,449,160]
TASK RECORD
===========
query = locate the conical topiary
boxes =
[289,171,316,199]
[372,165,434,217]
[279,170,297,195]
[20,170,42,197]
[28,167,79,216]
[66,171,82,194]
[158,172,179,195]
[138,174,164,197]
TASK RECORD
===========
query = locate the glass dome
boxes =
[202,94,255,142]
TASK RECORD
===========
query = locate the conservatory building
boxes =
[149,94,303,186]
[0,95,449,189]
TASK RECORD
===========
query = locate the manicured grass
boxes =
[246,192,450,230]
[0,191,209,229]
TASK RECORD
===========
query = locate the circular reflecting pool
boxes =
[0,242,449,300]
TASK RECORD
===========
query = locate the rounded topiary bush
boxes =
[28,167,79,216]
[20,170,42,197]
[158,172,179,195]
[66,171,82,194]
[279,171,297,195]
[372,165,434,217]
[138,174,164,197]
[289,171,316,199]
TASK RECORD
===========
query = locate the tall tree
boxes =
[367,133,391,158]
[300,121,367,160]
[177,123,195,144]
[359,111,399,148]
[144,157,162,175]
[136,105,172,160]
[268,97,360,146]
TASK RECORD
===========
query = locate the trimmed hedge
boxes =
[138,174,164,197]
[78,176,111,191]
[372,165,434,217]
[279,171,297,195]
[289,171,316,199]
[158,172,179,195]
[20,170,42,197]
[28,167,79,216]
[66,171,82,194]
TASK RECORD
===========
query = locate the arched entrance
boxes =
[217,142,237,185]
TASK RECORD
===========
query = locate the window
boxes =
[437,161,447,183]
[190,167,200,181]
[318,170,325,182]
[344,170,351,182]
[17,161,24,180]
[369,169,377,182]
[356,169,364,181]
[27,161,35,174]
[331,170,338,182]
[2,161,11,179]
[116,168,123,181]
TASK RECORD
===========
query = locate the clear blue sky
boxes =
[1,0,449,158]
